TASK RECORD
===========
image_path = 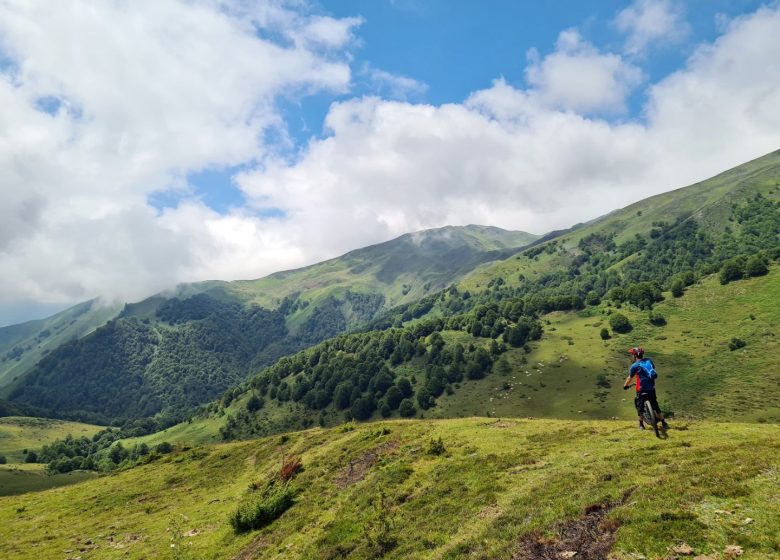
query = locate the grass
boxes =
[0,463,97,497]
[0,418,776,559]
[427,269,780,424]
[0,417,104,463]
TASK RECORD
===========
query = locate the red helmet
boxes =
[628,346,644,358]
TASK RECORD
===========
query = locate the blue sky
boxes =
[172,0,768,217]
[2,0,779,326]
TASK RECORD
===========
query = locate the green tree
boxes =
[585,291,600,306]
[719,259,744,284]
[398,399,416,418]
[350,397,374,421]
[670,278,684,298]
[396,378,413,399]
[246,394,263,413]
[600,328,610,340]
[384,386,403,410]
[609,313,633,334]
[745,255,769,277]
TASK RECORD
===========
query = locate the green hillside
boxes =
[0,300,122,388]
[0,417,103,463]
[1,418,777,559]
[2,226,536,423]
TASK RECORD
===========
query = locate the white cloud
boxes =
[236,6,780,267]
[1,2,780,319]
[0,0,357,306]
[615,0,690,56]
[525,29,643,114]
[362,64,428,100]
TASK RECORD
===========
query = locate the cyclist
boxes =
[622,346,669,430]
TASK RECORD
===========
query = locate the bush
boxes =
[648,311,666,326]
[279,456,303,481]
[719,259,744,284]
[246,394,263,413]
[745,255,769,277]
[609,313,633,334]
[585,291,600,306]
[0,455,6,464]
[379,403,392,418]
[427,436,446,456]
[398,399,416,418]
[599,328,610,340]
[24,451,38,463]
[154,442,174,454]
[670,278,684,298]
[229,482,294,533]
[728,337,746,351]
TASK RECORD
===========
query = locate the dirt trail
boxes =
[513,489,634,560]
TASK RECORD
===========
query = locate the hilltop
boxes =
[0,418,777,559]
[0,225,536,423]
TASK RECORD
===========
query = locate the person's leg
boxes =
[634,395,644,428]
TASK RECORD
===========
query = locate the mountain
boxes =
[1,225,537,423]
[191,150,780,440]
[0,300,122,388]
[1,418,777,559]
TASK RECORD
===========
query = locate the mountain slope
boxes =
[1,418,777,559]
[3,226,536,423]
[187,152,779,441]
[0,300,122,388]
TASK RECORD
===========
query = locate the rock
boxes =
[560,552,577,558]
[184,529,199,537]
[741,517,753,525]
[672,543,694,555]
[724,545,743,557]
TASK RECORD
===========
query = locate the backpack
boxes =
[639,359,658,380]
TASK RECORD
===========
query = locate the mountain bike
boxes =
[637,392,660,437]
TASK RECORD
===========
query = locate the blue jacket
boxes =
[629,358,657,392]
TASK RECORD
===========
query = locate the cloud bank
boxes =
[1,1,779,317]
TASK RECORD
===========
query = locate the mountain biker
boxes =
[622,347,669,430]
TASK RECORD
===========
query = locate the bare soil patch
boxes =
[334,441,400,489]
[513,490,634,560]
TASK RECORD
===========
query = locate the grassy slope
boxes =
[0,417,103,497]
[214,225,538,331]
[460,149,780,293]
[126,266,780,450]
[0,301,122,389]
[429,268,780,424]
[0,418,777,559]
[0,417,104,463]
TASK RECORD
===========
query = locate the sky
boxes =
[1,0,780,326]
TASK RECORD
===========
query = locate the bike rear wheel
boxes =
[643,399,660,437]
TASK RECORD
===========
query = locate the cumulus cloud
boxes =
[1,1,780,320]
[525,28,643,114]
[0,0,358,309]
[615,0,690,56]
[237,6,780,263]
[362,64,428,100]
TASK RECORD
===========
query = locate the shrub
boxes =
[670,278,684,298]
[427,436,446,456]
[380,403,392,418]
[246,394,263,413]
[745,255,769,277]
[24,451,38,463]
[609,313,633,334]
[279,456,303,481]
[0,455,6,464]
[154,442,174,454]
[398,399,416,418]
[229,482,294,533]
[719,259,744,284]
[728,337,746,351]
[600,328,610,340]
[648,312,666,326]
[585,291,600,306]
